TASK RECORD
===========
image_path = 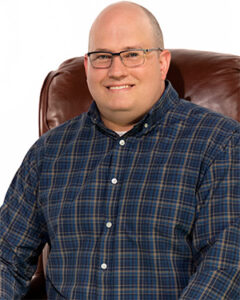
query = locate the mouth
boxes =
[107,84,134,90]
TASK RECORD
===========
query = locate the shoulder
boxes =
[161,81,240,143]
[30,112,91,161]
[42,112,88,141]
[161,83,240,166]
[172,99,240,166]
[43,112,90,142]
[172,97,240,140]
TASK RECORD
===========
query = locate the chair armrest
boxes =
[22,254,47,300]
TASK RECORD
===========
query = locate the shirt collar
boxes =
[88,80,180,137]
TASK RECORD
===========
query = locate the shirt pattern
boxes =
[1,81,240,299]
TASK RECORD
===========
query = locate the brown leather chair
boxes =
[23,49,240,299]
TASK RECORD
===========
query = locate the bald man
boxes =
[1,2,240,299]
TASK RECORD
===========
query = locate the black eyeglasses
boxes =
[87,48,163,69]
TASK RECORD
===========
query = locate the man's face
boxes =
[84,4,170,131]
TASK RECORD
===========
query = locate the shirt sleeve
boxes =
[0,143,47,299]
[180,131,240,299]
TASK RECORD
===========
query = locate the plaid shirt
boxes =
[1,81,240,299]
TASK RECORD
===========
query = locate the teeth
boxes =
[109,85,130,90]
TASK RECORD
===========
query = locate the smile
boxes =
[108,85,133,90]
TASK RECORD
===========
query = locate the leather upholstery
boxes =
[39,49,240,136]
[24,49,240,299]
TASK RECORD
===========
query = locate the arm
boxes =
[0,144,47,299]
[180,131,240,299]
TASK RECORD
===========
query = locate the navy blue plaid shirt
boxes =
[1,81,240,299]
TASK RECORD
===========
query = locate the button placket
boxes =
[101,138,123,274]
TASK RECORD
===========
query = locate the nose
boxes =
[107,55,128,79]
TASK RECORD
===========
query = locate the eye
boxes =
[95,53,112,60]
[123,51,141,59]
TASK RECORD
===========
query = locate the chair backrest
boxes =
[39,49,240,137]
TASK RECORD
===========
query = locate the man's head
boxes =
[84,1,171,131]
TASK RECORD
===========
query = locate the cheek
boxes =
[142,68,162,89]
[139,68,164,101]
[86,73,108,103]
[87,72,102,92]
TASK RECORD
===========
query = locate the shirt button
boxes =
[119,139,125,146]
[101,263,107,270]
[144,123,148,128]
[106,222,112,228]
[111,178,118,184]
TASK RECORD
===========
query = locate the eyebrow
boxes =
[92,46,144,52]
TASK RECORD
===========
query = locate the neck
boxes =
[103,118,134,132]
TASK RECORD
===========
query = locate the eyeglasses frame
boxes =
[86,48,163,69]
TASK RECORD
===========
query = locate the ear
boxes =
[84,54,89,77]
[159,50,171,80]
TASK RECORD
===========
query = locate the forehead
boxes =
[89,5,155,51]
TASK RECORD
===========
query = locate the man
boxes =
[1,1,240,299]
